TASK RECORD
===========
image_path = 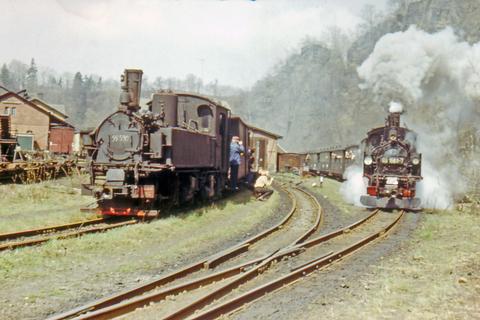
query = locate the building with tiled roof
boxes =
[0,90,74,153]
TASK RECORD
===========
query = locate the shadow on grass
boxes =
[160,185,254,220]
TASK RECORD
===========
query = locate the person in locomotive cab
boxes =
[254,170,274,200]
[229,136,245,191]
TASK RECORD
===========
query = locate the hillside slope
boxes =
[240,0,480,152]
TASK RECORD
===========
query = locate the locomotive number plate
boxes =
[111,135,131,143]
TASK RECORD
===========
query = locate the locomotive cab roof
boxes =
[147,91,232,111]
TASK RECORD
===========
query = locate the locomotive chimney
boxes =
[119,69,143,112]
[387,112,401,127]
[386,101,402,127]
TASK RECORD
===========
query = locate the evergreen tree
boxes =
[72,72,84,98]
[25,58,38,93]
[0,64,12,89]
[71,72,87,124]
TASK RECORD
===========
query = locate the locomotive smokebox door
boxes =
[106,169,125,185]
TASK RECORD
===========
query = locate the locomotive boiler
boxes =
[87,69,232,217]
[360,110,422,210]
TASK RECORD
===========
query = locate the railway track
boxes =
[49,186,404,320]
[192,210,403,320]
[0,218,138,252]
[68,206,401,320]
[48,184,324,320]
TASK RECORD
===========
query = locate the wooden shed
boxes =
[277,152,307,173]
[248,125,282,173]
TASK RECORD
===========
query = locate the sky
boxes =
[0,0,387,88]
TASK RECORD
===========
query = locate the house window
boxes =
[4,107,9,115]
[11,107,16,116]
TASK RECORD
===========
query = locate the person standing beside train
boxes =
[229,136,245,191]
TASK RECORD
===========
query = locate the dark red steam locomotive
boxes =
[85,69,251,217]
[360,111,422,210]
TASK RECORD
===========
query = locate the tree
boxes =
[322,26,352,64]
[25,58,38,93]
[8,60,28,91]
[154,76,164,89]
[70,72,87,124]
[0,64,12,89]
[72,72,84,95]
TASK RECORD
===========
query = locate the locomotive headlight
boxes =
[412,157,420,165]
[364,156,373,165]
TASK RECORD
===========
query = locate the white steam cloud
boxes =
[354,25,480,209]
[388,101,403,113]
[357,26,480,104]
[340,165,367,207]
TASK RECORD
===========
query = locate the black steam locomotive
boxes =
[360,111,422,210]
[85,69,250,217]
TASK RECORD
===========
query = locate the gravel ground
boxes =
[229,212,420,319]
[123,185,322,319]
[225,176,478,320]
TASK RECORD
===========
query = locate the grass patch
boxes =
[304,209,480,319]
[0,189,282,319]
[0,174,96,233]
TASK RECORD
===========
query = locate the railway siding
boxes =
[48,184,319,319]
[0,188,286,320]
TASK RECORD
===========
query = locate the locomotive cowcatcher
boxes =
[360,110,422,210]
[85,69,233,217]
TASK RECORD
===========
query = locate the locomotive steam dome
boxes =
[95,112,143,162]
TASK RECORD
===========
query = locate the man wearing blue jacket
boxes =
[229,136,245,191]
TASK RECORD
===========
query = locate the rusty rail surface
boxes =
[0,219,137,252]
[48,184,305,320]
[49,184,326,320]
[289,186,323,246]
[161,209,386,320]
[61,194,381,320]
[0,218,106,242]
[189,211,404,320]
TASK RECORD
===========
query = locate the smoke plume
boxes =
[353,25,480,209]
[340,165,367,207]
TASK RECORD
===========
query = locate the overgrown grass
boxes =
[0,189,281,319]
[0,174,95,233]
[304,209,480,319]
